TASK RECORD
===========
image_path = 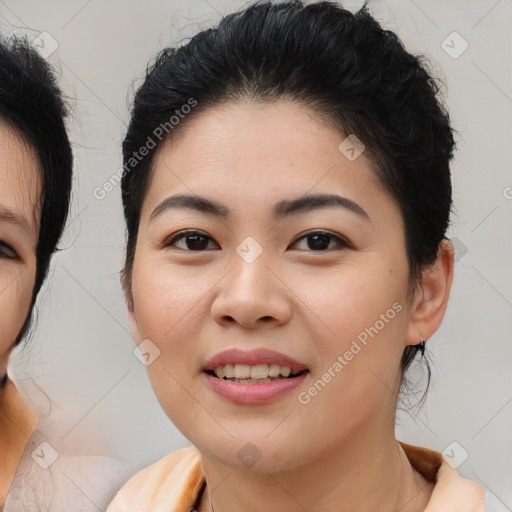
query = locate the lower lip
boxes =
[202,371,308,404]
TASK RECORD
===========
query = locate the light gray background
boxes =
[2,0,511,506]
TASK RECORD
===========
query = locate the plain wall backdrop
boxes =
[2,0,511,505]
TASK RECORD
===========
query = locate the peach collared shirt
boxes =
[107,441,497,511]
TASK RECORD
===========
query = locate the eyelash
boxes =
[0,240,18,260]
[162,229,353,252]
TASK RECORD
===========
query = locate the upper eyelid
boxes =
[292,230,352,249]
[162,229,217,245]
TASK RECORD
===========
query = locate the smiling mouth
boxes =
[206,363,309,384]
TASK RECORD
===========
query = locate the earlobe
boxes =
[406,239,455,347]
[120,271,140,343]
[126,296,135,315]
[126,297,142,344]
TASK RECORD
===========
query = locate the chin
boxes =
[190,432,310,474]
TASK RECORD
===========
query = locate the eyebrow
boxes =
[150,193,370,222]
[0,206,31,233]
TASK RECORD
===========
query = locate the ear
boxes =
[120,271,142,344]
[127,300,143,345]
[405,239,455,347]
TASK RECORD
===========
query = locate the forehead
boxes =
[157,99,352,170]
[0,121,42,236]
[143,100,391,219]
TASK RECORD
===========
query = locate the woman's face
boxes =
[0,122,40,377]
[128,100,431,472]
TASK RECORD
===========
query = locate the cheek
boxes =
[290,262,408,408]
[292,259,408,344]
[131,262,201,432]
[130,255,211,406]
[132,258,209,343]
[0,264,36,372]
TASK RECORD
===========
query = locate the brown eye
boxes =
[289,230,352,251]
[162,230,220,251]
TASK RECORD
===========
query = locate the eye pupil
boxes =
[186,234,209,250]
[308,234,331,250]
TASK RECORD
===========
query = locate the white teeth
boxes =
[234,364,251,379]
[212,363,302,380]
[268,364,281,377]
[224,364,235,378]
[280,366,291,377]
[250,364,269,379]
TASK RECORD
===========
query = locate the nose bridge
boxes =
[212,235,291,327]
[229,235,273,299]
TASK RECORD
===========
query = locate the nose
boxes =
[211,249,292,330]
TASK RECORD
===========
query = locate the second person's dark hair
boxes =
[0,34,73,346]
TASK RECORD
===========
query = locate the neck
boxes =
[200,418,433,512]
[0,377,38,505]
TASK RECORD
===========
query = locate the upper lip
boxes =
[203,348,309,372]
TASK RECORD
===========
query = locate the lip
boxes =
[202,371,309,404]
[202,348,309,404]
[202,348,308,372]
